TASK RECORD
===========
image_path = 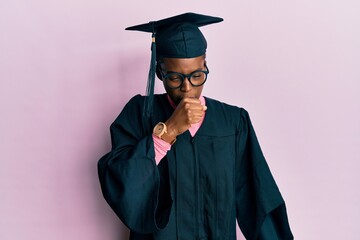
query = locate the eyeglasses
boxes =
[159,64,209,89]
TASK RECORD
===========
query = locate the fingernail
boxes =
[203,105,207,111]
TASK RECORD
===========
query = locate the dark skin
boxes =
[156,55,207,142]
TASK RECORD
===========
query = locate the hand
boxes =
[165,97,207,138]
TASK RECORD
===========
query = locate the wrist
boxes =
[164,120,178,139]
[160,131,176,145]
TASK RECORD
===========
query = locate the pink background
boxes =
[1,1,359,239]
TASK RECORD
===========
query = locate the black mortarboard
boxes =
[125,12,223,121]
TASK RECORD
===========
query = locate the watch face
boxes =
[153,123,165,136]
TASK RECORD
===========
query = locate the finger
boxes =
[188,104,204,110]
[188,109,205,119]
[189,116,203,124]
[182,97,201,104]
[188,104,207,111]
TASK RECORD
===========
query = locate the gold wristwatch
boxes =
[153,122,176,145]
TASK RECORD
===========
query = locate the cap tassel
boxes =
[143,22,156,123]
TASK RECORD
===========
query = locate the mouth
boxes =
[176,95,197,103]
[183,95,197,99]
[172,95,199,105]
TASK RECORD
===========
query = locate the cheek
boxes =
[167,89,183,104]
[195,86,204,96]
[163,85,178,98]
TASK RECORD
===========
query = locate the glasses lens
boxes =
[164,73,184,88]
[190,71,207,86]
[163,68,208,89]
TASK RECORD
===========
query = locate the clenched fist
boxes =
[165,97,207,138]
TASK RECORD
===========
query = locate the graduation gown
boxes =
[98,94,293,240]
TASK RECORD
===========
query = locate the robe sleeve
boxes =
[236,109,293,240]
[97,95,172,234]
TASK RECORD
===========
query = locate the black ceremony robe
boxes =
[98,94,293,240]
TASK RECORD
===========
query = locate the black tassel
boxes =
[143,22,156,129]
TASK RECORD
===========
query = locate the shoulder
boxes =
[113,94,158,121]
[204,97,253,131]
[205,96,249,118]
[123,94,165,110]
[126,94,144,106]
[111,94,165,131]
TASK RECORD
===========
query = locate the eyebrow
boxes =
[164,67,204,74]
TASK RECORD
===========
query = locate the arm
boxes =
[153,134,171,164]
[152,96,207,164]
[97,95,172,234]
[235,109,293,240]
[153,96,207,164]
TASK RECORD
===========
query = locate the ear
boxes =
[203,54,207,66]
[156,65,163,80]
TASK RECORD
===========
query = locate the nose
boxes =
[180,77,192,92]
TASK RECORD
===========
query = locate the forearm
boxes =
[98,135,171,233]
[153,134,171,164]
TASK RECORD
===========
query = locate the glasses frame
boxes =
[158,64,210,89]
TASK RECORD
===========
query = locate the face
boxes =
[157,55,207,105]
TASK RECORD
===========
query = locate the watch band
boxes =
[161,131,177,145]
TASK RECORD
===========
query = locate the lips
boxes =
[173,95,199,105]
[183,95,197,99]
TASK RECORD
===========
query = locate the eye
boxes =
[192,72,204,79]
[167,74,182,81]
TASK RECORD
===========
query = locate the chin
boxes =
[174,97,182,105]
[169,93,200,105]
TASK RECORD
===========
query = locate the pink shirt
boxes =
[152,95,206,165]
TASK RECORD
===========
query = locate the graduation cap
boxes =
[125,12,223,120]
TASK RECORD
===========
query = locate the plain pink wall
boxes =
[1,1,359,239]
